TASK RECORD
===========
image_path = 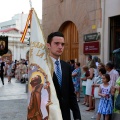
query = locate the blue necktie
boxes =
[55,60,62,87]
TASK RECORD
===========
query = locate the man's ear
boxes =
[46,43,50,49]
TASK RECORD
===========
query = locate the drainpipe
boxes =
[101,0,105,63]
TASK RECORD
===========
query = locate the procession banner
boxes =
[0,36,8,56]
[27,8,62,120]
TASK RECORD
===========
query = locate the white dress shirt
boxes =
[108,69,119,86]
[50,57,62,75]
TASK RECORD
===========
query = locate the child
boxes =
[97,74,113,120]
[81,65,90,105]
[91,68,106,119]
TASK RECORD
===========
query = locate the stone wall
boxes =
[42,0,102,64]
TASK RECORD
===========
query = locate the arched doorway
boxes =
[59,21,79,62]
[2,49,12,61]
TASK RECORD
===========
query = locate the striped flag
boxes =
[27,8,63,120]
[20,9,33,43]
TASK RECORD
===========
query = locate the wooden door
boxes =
[59,21,79,62]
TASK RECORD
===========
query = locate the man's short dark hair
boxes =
[106,62,114,69]
[47,31,64,44]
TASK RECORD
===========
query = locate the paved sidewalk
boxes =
[0,77,27,100]
[0,77,27,120]
[0,77,94,120]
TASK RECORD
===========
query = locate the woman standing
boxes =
[6,61,13,82]
[72,62,81,102]
[86,60,97,111]
[19,61,27,82]
[15,61,21,82]
[81,65,90,105]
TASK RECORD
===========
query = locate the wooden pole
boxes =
[29,0,32,8]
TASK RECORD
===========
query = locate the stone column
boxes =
[13,45,17,61]
[17,45,21,60]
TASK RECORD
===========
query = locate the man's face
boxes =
[47,36,65,59]
[105,65,109,71]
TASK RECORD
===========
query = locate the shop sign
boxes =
[84,32,100,42]
[0,36,8,56]
[83,41,100,54]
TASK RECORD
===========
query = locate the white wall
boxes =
[102,0,120,63]
[0,13,28,31]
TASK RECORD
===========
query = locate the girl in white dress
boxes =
[97,74,113,120]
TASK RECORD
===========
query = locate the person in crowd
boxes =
[70,59,75,72]
[105,62,119,87]
[15,61,21,82]
[19,61,27,82]
[97,74,113,120]
[86,59,97,111]
[91,68,106,119]
[47,31,81,120]
[13,60,17,76]
[87,54,92,68]
[98,57,101,63]
[72,62,81,102]
[113,76,120,114]
[81,65,90,105]
[6,60,13,82]
[24,59,28,66]
[93,56,100,77]
[11,61,16,77]
[98,62,105,70]
[0,56,5,85]
[66,60,70,64]
[93,56,99,67]
[105,62,119,120]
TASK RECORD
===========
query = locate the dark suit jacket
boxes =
[53,60,81,120]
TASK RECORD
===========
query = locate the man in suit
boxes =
[47,32,81,120]
[0,56,5,85]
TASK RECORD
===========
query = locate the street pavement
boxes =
[0,77,94,120]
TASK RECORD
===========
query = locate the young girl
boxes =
[97,74,113,120]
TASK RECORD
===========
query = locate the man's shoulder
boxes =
[60,60,70,67]
[113,69,119,75]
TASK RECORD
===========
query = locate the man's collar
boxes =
[50,56,60,63]
[108,69,114,74]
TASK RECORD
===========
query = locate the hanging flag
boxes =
[27,8,63,120]
[20,9,33,43]
[0,36,8,56]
